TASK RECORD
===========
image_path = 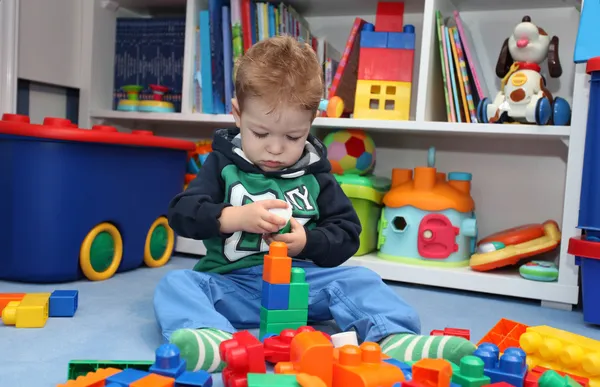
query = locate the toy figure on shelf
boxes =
[116,85,143,112]
[116,84,176,113]
[377,147,478,267]
[477,16,571,126]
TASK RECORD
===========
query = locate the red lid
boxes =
[587,57,600,74]
[568,236,600,260]
[0,114,195,151]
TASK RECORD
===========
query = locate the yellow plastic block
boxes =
[2,292,51,328]
[353,80,411,120]
[520,325,600,387]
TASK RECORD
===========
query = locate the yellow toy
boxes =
[2,292,51,328]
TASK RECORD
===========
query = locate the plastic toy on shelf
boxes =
[377,147,477,267]
[116,84,176,113]
[353,2,415,120]
[116,85,143,111]
[477,16,571,126]
[470,220,561,272]
[0,114,195,283]
[568,57,600,326]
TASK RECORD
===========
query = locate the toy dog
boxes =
[477,16,571,126]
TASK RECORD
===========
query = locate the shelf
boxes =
[90,109,571,139]
[344,253,579,305]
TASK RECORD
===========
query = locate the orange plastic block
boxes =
[297,373,328,387]
[56,367,122,386]
[375,2,404,32]
[412,359,452,387]
[263,242,292,284]
[477,318,528,352]
[332,342,405,387]
[358,48,414,83]
[0,293,25,313]
[130,373,175,387]
[275,331,335,386]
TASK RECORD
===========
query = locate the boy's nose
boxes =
[267,142,284,154]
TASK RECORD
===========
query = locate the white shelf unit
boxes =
[80,0,587,309]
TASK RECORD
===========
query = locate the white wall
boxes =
[26,83,68,124]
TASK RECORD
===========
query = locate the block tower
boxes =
[260,242,309,339]
[353,2,415,120]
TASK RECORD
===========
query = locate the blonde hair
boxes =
[234,35,323,115]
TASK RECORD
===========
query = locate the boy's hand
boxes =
[231,199,289,234]
[266,218,307,257]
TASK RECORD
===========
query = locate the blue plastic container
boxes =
[0,115,195,283]
[568,57,600,324]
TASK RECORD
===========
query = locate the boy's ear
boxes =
[231,98,241,128]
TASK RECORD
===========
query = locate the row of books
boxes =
[196,0,341,114]
[435,10,488,123]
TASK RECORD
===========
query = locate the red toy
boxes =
[430,328,471,340]
[220,331,267,387]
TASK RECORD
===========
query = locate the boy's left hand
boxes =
[264,218,306,257]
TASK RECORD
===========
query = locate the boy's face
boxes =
[232,97,313,172]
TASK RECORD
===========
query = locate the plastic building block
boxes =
[149,344,186,378]
[261,281,290,310]
[375,2,405,32]
[263,326,327,363]
[384,358,413,380]
[358,48,414,82]
[131,372,176,386]
[296,373,327,387]
[477,318,528,352]
[412,358,452,387]
[539,370,586,387]
[67,360,154,380]
[275,331,335,386]
[2,292,50,328]
[525,366,589,387]
[331,332,359,348]
[474,343,527,387]
[221,330,267,387]
[260,307,307,324]
[57,367,123,386]
[263,242,292,284]
[431,328,470,340]
[289,268,309,309]
[387,28,415,50]
[519,325,600,386]
[360,31,388,48]
[106,368,153,384]
[49,290,78,317]
[0,293,24,314]
[260,321,306,338]
[354,79,411,120]
[331,342,405,387]
[175,370,213,386]
[452,356,491,387]
[247,373,300,386]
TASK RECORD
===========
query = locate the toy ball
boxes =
[323,129,376,175]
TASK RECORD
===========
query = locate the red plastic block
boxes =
[220,331,267,387]
[525,366,589,387]
[430,328,471,340]
[376,2,404,32]
[487,383,514,387]
[358,48,414,83]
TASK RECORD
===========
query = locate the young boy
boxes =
[154,35,475,373]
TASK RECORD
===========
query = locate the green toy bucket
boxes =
[335,174,391,256]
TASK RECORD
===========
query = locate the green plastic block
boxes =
[452,356,491,387]
[247,373,300,387]
[539,370,583,387]
[67,360,154,380]
[289,268,309,309]
[260,307,308,324]
[260,320,305,339]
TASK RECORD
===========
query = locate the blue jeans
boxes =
[153,261,421,343]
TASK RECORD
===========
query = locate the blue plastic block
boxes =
[360,31,388,48]
[261,281,290,310]
[387,32,415,50]
[474,344,527,387]
[106,368,149,385]
[49,289,78,317]
[150,344,186,378]
[384,358,412,380]
[175,370,213,386]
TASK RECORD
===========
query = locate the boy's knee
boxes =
[347,266,381,282]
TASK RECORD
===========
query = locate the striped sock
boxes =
[169,328,233,372]
[380,334,475,365]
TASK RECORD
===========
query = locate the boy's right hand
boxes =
[219,200,289,234]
